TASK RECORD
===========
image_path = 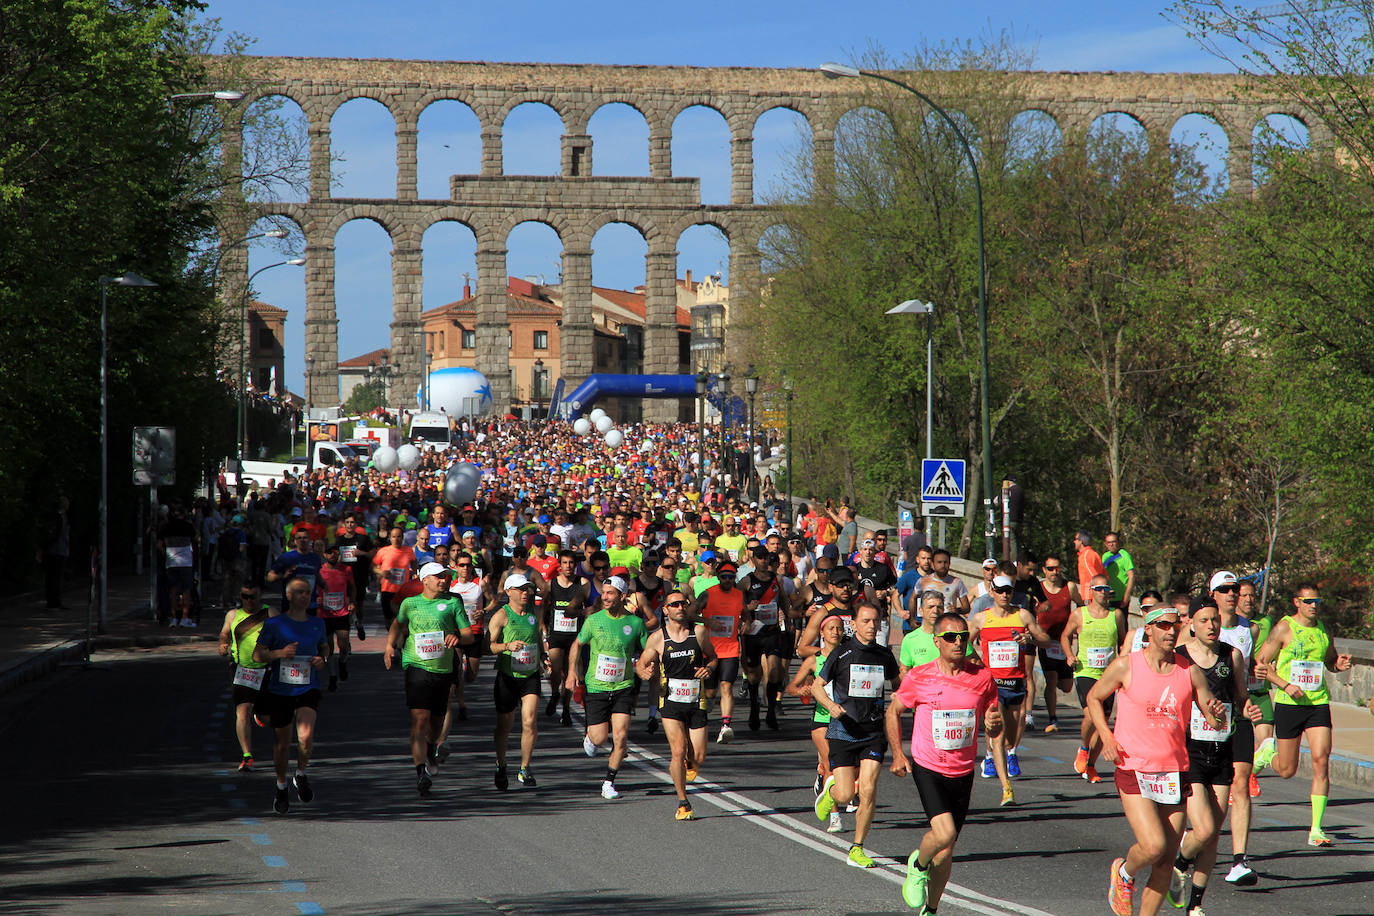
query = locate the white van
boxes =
[408,410,453,449]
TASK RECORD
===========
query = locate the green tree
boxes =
[343,378,388,416]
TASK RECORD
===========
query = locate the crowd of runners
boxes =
[200,418,1355,916]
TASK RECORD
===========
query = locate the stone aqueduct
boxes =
[216,57,1320,420]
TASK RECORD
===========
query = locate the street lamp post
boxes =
[887,299,936,543]
[534,358,544,419]
[821,62,995,559]
[784,377,794,519]
[718,371,730,477]
[744,368,759,503]
[695,372,708,478]
[239,258,304,464]
[97,272,157,657]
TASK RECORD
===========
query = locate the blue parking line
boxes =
[251,834,272,845]
[263,855,287,867]
[297,904,325,915]
[1041,756,1064,765]
[240,818,260,826]
[281,881,307,892]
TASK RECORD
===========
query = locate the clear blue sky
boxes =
[207,0,1241,399]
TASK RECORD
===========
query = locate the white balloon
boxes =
[373,446,398,473]
[444,461,481,505]
[595,415,614,433]
[573,418,592,436]
[396,444,421,471]
[605,429,624,448]
[589,408,606,421]
[427,367,494,416]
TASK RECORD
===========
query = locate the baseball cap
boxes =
[981,557,999,569]
[1209,570,1238,591]
[698,550,718,563]
[504,573,533,590]
[1188,594,1218,615]
[532,534,547,547]
[418,562,452,579]
[828,566,854,586]
[605,575,628,593]
[716,561,738,575]
[992,574,1014,589]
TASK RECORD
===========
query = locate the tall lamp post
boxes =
[744,368,759,503]
[239,258,304,463]
[98,272,158,656]
[533,358,544,419]
[718,371,731,473]
[695,372,708,477]
[784,376,794,519]
[887,299,936,543]
[821,62,995,559]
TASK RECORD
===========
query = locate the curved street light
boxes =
[820,62,995,559]
[240,258,305,462]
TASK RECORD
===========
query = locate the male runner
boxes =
[1209,569,1261,884]
[372,526,416,629]
[697,560,744,743]
[813,603,900,869]
[1036,554,1079,732]
[636,588,717,820]
[1253,583,1353,847]
[267,529,323,614]
[1226,576,1270,885]
[254,577,328,814]
[1062,574,1128,784]
[888,611,1002,914]
[488,573,544,789]
[218,584,270,772]
[383,562,472,797]
[739,546,791,731]
[545,549,587,726]
[316,544,355,691]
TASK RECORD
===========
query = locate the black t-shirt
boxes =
[851,561,896,610]
[1013,575,1046,611]
[335,534,373,582]
[819,637,899,734]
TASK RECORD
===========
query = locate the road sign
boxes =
[921,458,965,503]
[922,501,966,518]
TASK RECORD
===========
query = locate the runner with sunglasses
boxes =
[487,573,545,790]
[1061,575,1130,784]
[217,584,271,772]
[1035,555,1080,733]
[887,611,1002,914]
[697,560,744,743]
[969,574,1052,805]
[545,549,588,726]
[1253,583,1353,847]
[1208,569,1263,885]
[1088,604,1229,916]
[797,565,857,658]
[636,588,717,820]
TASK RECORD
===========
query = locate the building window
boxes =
[533,330,549,350]
[461,329,475,349]
[256,327,275,351]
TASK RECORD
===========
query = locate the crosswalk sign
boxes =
[921,458,965,503]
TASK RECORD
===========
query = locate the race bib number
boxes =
[754,601,778,626]
[1247,668,1266,692]
[848,663,884,699]
[667,677,701,703]
[1044,644,1067,661]
[511,642,537,675]
[413,630,445,660]
[932,708,976,750]
[233,665,266,689]
[1135,770,1182,805]
[594,654,626,683]
[988,640,1020,668]
[340,545,358,564]
[1086,646,1115,669]
[278,658,311,686]
[554,612,579,633]
[1290,659,1323,692]
[708,615,736,639]
[387,567,407,585]
[1190,702,1231,742]
[322,591,346,611]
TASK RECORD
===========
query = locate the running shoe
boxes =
[1168,865,1188,908]
[418,769,432,797]
[981,755,996,779]
[1248,772,1261,797]
[1308,830,1334,847]
[1044,718,1059,734]
[1074,746,1090,775]
[517,766,536,787]
[1083,766,1102,784]
[495,764,509,791]
[273,786,289,814]
[1109,857,1134,916]
[546,694,559,717]
[237,754,253,773]
[583,735,598,757]
[903,850,930,910]
[426,743,439,769]
[1001,784,1015,807]
[1006,751,1021,777]
[1186,908,1208,916]
[686,763,699,783]
[253,713,267,728]
[339,661,349,681]
[814,774,836,821]
[292,772,313,803]
[813,773,825,796]
[1252,736,1277,773]
[717,724,734,744]
[1024,713,1036,731]
[356,620,366,641]
[601,780,620,800]
[646,715,659,735]
[826,811,844,833]
[675,803,695,821]
[846,800,858,814]
[436,742,450,763]
[1224,859,1256,886]
[847,845,876,868]
[181,619,198,628]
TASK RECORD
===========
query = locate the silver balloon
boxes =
[604,428,624,448]
[573,417,592,436]
[595,415,614,433]
[373,446,398,473]
[396,443,421,471]
[444,462,480,505]
[589,408,606,421]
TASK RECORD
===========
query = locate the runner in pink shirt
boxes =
[886,611,1002,913]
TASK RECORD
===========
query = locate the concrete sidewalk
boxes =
[0,572,216,695]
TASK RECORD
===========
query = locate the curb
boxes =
[1294,746,1374,791]
[0,623,216,699]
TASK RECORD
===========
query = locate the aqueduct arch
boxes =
[215,58,1324,417]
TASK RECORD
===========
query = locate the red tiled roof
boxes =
[338,347,390,368]
[248,300,287,316]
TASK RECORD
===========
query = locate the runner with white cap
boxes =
[566,574,650,799]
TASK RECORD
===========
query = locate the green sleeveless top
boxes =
[231,608,267,669]
[1076,609,1120,680]
[1274,614,1330,706]
[497,604,542,679]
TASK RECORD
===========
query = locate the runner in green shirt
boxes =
[487,573,544,790]
[384,562,473,797]
[566,575,649,799]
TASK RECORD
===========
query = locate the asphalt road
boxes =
[1,641,1371,916]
